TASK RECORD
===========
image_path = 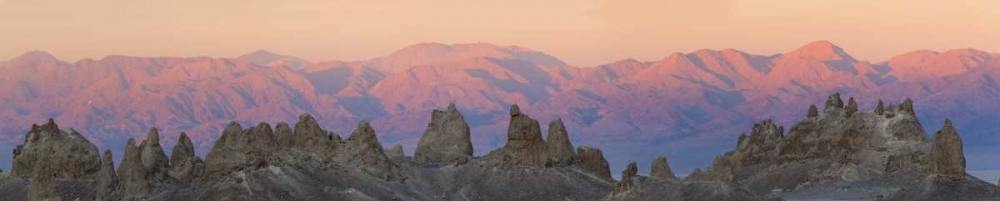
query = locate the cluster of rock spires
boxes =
[2,94,999,201]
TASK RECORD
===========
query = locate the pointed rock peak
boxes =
[899,98,916,115]
[574,146,611,179]
[298,113,317,124]
[932,118,965,177]
[807,104,819,118]
[13,50,60,63]
[348,120,378,142]
[146,127,160,144]
[36,118,60,132]
[224,121,243,133]
[447,103,458,111]
[127,138,137,147]
[547,118,575,164]
[825,93,845,111]
[622,161,638,179]
[787,40,855,61]
[510,104,522,116]
[846,97,859,117]
[178,132,191,145]
[875,99,886,115]
[651,156,677,180]
[103,149,114,162]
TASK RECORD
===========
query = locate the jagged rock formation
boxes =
[333,121,401,180]
[612,162,638,195]
[139,128,171,179]
[573,146,612,180]
[11,119,100,179]
[205,122,282,178]
[846,97,858,117]
[931,119,965,178]
[546,119,575,165]
[291,114,340,156]
[824,93,844,110]
[650,156,677,180]
[5,98,989,201]
[485,104,552,168]
[117,139,149,199]
[170,133,204,183]
[93,149,118,201]
[413,103,473,165]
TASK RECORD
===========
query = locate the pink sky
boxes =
[0,0,997,66]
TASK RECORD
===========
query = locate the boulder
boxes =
[573,146,612,180]
[170,132,204,183]
[117,138,149,199]
[335,121,400,180]
[11,119,100,179]
[650,156,677,180]
[413,103,473,165]
[93,149,118,201]
[931,119,965,178]
[546,118,575,165]
[824,93,844,111]
[139,128,171,178]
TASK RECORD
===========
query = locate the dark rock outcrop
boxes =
[413,103,473,165]
[11,119,100,179]
[546,118,575,165]
[334,121,400,180]
[274,122,294,147]
[93,149,118,201]
[574,146,612,180]
[650,156,677,180]
[875,99,886,115]
[931,119,965,178]
[170,133,204,183]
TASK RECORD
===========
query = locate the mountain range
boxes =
[1,41,998,175]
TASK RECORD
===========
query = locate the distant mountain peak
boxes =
[12,51,60,63]
[238,49,310,69]
[374,42,567,72]
[785,40,855,61]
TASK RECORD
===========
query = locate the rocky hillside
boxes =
[1,95,996,201]
[2,42,1000,174]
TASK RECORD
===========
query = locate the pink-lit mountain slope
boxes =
[0,41,997,174]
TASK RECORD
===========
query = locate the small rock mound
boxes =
[573,146,612,180]
[11,119,100,179]
[170,132,204,183]
[386,144,407,164]
[335,121,401,180]
[546,118,575,165]
[650,156,677,180]
[612,162,639,195]
[413,103,473,165]
[931,119,965,178]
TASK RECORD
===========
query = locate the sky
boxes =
[0,0,998,66]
